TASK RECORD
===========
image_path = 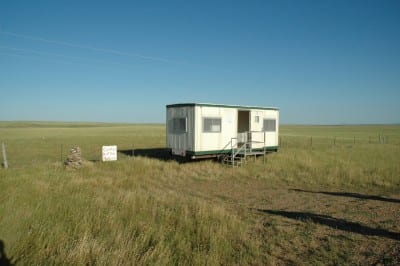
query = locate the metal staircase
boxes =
[219,132,267,167]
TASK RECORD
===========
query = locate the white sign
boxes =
[102,145,117,161]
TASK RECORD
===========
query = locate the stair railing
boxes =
[219,131,268,166]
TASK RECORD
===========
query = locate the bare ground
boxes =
[177,175,400,265]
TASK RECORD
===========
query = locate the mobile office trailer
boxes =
[166,103,279,159]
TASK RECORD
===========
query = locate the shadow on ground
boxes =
[290,189,400,203]
[0,240,14,266]
[119,148,211,163]
[256,209,400,241]
[119,148,173,161]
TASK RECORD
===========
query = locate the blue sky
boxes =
[0,0,399,124]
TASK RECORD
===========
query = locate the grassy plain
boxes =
[0,122,399,265]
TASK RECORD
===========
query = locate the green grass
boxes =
[0,122,399,265]
[280,124,400,146]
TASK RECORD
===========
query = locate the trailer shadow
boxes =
[119,148,172,161]
[118,148,205,163]
[255,209,400,241]
[289,189,400,204]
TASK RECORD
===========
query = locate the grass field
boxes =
[0,122,399,265]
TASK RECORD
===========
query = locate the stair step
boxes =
[221,154,246,167]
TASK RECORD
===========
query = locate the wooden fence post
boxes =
[60,144,63,163]
[2,142,8,169]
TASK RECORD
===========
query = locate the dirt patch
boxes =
[177,176,400,264]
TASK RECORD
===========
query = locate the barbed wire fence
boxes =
[279,134,398,149]
[1,133,399,170]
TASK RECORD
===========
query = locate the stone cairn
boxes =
[64,145,83,169]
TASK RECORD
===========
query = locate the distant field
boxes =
[281,124,400,147]
[281,124,400,138]
[0,122,399,265]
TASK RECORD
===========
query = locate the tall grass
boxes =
[0,159,260,265]
[246,143,400,190]
[1,122,399,264]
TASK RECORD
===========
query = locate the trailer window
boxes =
[171,117,187,133]
[203,117,221,133]
[263,119,276,132]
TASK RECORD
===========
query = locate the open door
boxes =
[237,110,250,145]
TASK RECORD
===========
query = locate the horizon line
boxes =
[0,120,399,126]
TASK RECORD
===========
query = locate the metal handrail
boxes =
[220,131,268,167]
[218,137,236,155]
[246,131,266,147]
[234,131,267,166]
[233,143,247,157]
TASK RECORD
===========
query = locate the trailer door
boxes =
[250,111,264,149]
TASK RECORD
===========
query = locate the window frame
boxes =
[202,117,222,133]
[170,117,187,134]
[263,119,276,132]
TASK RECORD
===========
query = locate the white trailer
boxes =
[166,103,279,159]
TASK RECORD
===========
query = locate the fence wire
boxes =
[1,134,399,170]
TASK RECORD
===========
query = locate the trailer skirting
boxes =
[173,146,279,159]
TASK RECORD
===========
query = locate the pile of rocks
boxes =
[64,145,83,169]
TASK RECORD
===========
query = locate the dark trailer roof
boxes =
[166,103,279,111]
